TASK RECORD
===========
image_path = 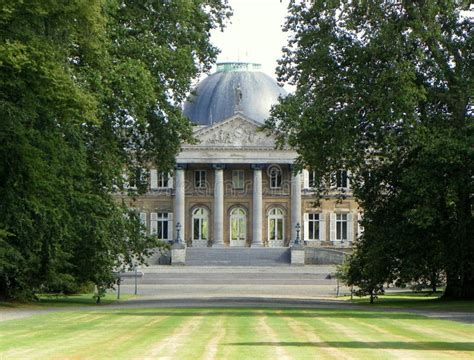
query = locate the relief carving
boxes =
[192,117,276,148]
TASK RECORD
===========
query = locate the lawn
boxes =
[344,291,474,312]
[1,307,473,359]
[0,293,135,309]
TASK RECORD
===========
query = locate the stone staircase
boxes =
[185,247,291,266]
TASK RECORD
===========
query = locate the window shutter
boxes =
[303,213,309,240]
[150,212,158,235]
[330,213,336,242]
[303,170,309,189]
[168,173,174,189]
[319,213,326,241]
[347,213,353,242]
[347,170,351,191]
[150,169,158,190]
[167,212,174,240]
[330,172,336,190]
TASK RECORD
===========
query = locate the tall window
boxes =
[336,213,348,241]
[192,208,209,241]
[309,171,317,188]
[150,212,169,240]
[336,170,348,188]
[269,167,282,189]
[157,172,169,188]
[232,170,245,189]
[308,213,320,240]
[230,208,246,241]
[194,170,207,189]
[268,208,284,241]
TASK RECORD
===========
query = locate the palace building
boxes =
[124,62,360,261]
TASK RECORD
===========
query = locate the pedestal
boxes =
[291,245,305,266]
[171,243,186,265]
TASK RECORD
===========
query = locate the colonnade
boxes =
[173,164,301,246]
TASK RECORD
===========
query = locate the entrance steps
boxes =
[185,247,291,266]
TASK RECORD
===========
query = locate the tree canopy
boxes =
[267,0,473,299]
[0,0,230,300]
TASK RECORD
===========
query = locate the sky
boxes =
[209,0,290,79]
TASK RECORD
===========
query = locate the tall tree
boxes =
[0,0,230,300]
[267,1,473,299]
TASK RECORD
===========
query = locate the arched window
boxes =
[192,208,209,241]
[268,208,285,241]
[230,207,247,242]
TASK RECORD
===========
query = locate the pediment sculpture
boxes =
[193,117,276,148]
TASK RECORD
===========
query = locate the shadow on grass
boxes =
[225,341,474,351]
[348,292,474,312]
[3,294,132,308]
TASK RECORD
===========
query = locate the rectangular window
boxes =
[157,172,169,189]
[308,213,320,240]
[194,170,207,188]
[232,170,245,189]
[336,170,348,188]
[151,212,169,240]
[269,218,284,240]
[309,171,317,188]
[336,213,348,241]
[270,168,282,189]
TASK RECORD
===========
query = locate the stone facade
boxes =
[117,114,361,254]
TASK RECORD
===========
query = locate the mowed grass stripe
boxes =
[381,318,474,358]
[330,314,447,360]
[105,309,197,360]
[0,311,151,360]
[141,312,204,359]
[276,311,354,360]
[297,310,397,360]
[219,309,273,360]
[171,312,227,360]
[0,313,117,358]
[390,318,474,342]
[258,311,291,360]
[70,313,173,360]
[263,310,315,360]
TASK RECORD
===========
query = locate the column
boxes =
[174,165,186,242]
[213,164,225,246]
[252,165,263,247]
[291,169,302,245]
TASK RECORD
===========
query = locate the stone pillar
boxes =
[174,165,186,242]
[291,169,302,245]
[213,164,225,247]
[252,165,263,247]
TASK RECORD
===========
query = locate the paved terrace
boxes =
[115,265,347,299]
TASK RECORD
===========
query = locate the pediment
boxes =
[186,114,276,149]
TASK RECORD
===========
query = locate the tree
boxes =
[0,0,230,300]
[267,1,473,299]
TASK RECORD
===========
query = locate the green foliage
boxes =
[268,1,473,299]
[0,0,229,300]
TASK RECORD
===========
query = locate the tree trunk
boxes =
[444,270,474,299]
[430,271,438,293]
